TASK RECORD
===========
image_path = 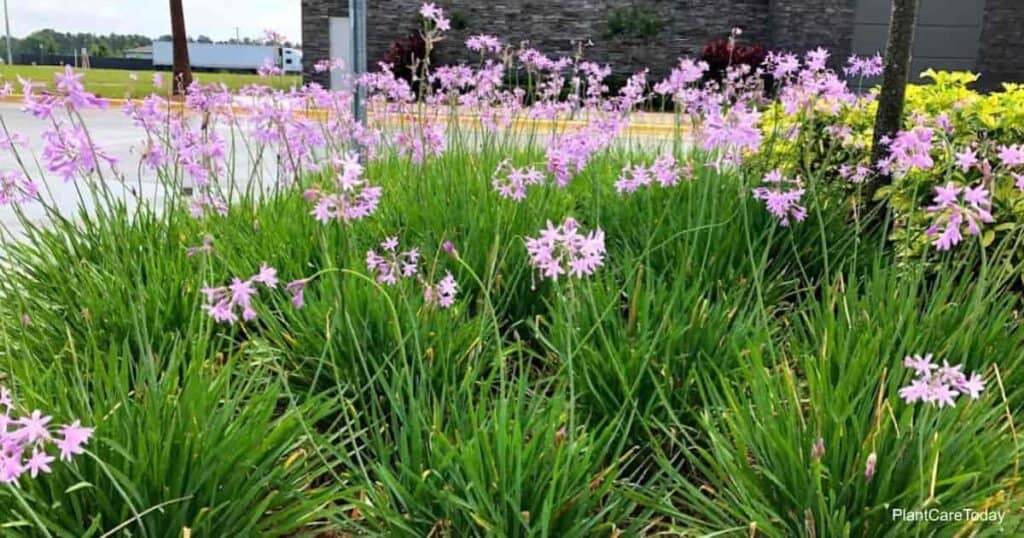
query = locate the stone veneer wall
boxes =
[978,0,1024,87]
[303,0,777,81]
[302,0,1023,85]
[769,0,855,63]
[363,0,771,78]
[301,0,349,87]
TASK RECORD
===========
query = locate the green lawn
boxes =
[0,65,301,97]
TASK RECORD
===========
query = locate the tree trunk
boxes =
[865,0,919,202]
[169,0,193,95]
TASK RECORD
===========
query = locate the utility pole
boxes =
[169,0,193,94]
[3,0,12,65]
[350,0,367,124]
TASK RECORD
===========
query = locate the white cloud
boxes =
[5,0,302,44]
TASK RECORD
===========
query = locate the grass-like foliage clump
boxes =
[1,3,1023,536]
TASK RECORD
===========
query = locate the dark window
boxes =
[286,58,293,65]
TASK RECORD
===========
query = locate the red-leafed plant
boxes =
[379,31,430,85]
[701,36,768,82]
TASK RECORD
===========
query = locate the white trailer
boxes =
[151,41,303,73]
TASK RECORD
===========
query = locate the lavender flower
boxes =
[285,279,311,309]
[954,147,978,172]
[924,182,993,251]
[898,354,985,407]
[525,218,606,281]
[186,234,215,257]
[307,152,382,224]
[0,387,93,484]
[752,170,807,226]
[423,271,459,308]
[201,265,280,324]
[41,124,118,182]
[997,144,1024,168]
[466,34,502,54]
[419,2,450,31]
[493,161,546,202]
[0,170,40,205]
[366,236,420,285]
[844,53,883,78]
[615,154,687,194]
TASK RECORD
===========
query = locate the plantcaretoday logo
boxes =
[891,508,1005,525]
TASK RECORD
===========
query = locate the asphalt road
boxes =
[0,101,680,239]
[0,102,274,239]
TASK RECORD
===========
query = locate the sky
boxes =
[4,0,303,43]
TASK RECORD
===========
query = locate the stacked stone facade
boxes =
[301,0,1022,86]
[301,0,349,87]
[770,0,856,62]
[978,0,1024,88]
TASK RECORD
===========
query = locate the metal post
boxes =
[3,0,12,66]
[350,0,367,124]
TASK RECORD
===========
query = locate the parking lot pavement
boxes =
[0,103,160,235]
[0,100,685,239]
[0,102,276,238]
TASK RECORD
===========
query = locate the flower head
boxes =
[525,218,605,281]
[0,387,92,483]
[752,170,806,226]
[924,182,993,251]
[899,354,985,407]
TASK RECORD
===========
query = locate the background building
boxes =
[301,0,1024,90]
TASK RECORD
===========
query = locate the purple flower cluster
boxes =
[654,58,708,98]
[546,117,624,187]
[492,161,545,202]
[752,169,807,226]
[880,126,935,177]
[466,34,502,54]
[41,124,118,182]
[201,264,280,323]
[423,271,459,309]
[258,58,284,77]
[394,121,446,164]
[0,170,40,206]
[307,152,382,224]
[419,2,451,31]
[21,66,108,120]
[898,354,985,408]
[366,236,421,285]
[844,54,884,78]
[700,103,762,166]
[189,192,229,218]
[614,154,689,194]
[525,218,606,281]
[314,57,346,73]
[186,234,215,257]
[925,182,993,251]
[1,387,93,483]
[366,236,462,308]
[998,144,1024,168]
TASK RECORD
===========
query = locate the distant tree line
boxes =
[1,30,299,61]
[2,30,151,59]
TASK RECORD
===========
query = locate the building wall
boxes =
[302,0,1024,86]
[978,0,1024,88]
[770,0,856,63]
[852,0,984,80]
[301,0,348,87]
[361,0,772,78]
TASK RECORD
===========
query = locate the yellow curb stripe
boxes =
[0,94,685,137]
